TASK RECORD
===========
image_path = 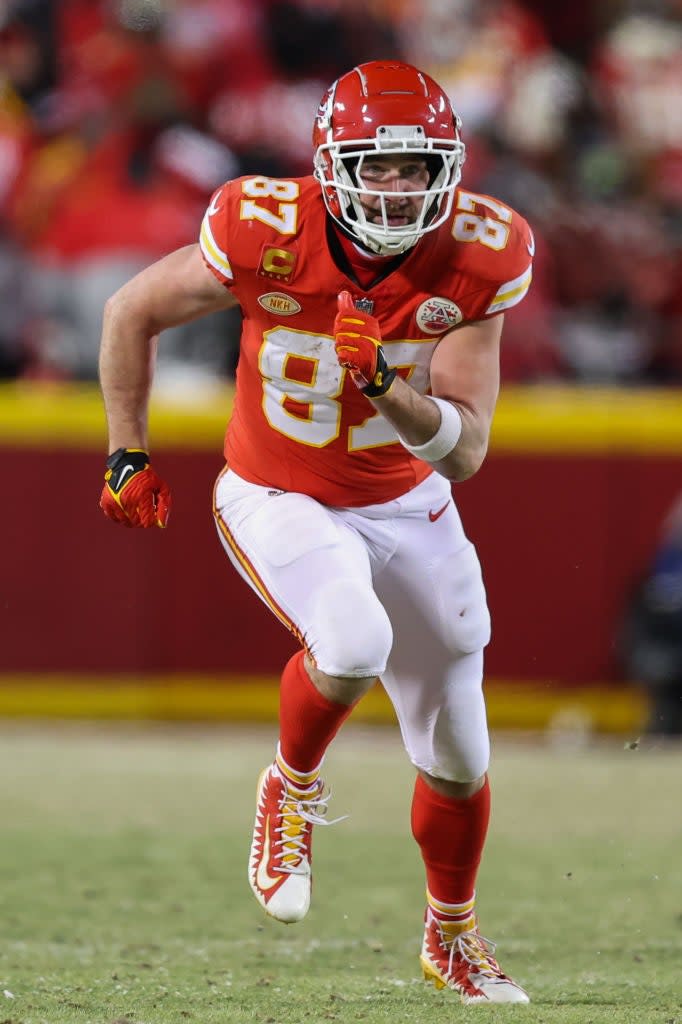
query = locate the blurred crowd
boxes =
[0,0,680,388]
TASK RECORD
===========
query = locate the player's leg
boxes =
[214,470,392,922]
[369,473,529,1003]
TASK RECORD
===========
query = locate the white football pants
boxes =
[214,469,491,782]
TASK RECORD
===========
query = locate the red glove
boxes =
[100,448,171,529]
[333,291,396,397]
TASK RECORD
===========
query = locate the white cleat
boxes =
[420,909,530,1004]
[248,764,339,924]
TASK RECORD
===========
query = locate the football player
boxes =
[99,61,534,1004]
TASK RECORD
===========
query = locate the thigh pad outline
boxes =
[239,493,340,568]
[433,542,491,655]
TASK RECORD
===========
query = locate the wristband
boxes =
[362,361,397,398]
[105,447,150,493]
[106,447,149,471]
[399,397,462,463]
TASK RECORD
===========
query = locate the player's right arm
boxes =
[99,242,238,527]
[100,243,237,451]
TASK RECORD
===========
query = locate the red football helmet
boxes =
[313,61,465,255]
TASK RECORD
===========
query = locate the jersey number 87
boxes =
[259,327,433,452]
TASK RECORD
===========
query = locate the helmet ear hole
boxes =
[341,156,359,179]
[338,158,360,224]
[424,155,444,187]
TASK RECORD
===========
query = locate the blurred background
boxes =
[1,0,681,737]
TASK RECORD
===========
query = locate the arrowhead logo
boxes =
[416,297,463,335]
[208,189,223,216]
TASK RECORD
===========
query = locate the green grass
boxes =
[0,723,680,1024]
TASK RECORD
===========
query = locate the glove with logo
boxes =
[100,448,171,528]
[333,290,396,398]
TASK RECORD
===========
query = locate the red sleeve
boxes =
[481,214,534,318]
[451,193,534,320]
[198,182,235,286]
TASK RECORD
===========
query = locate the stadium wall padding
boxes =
[1,384,680,699]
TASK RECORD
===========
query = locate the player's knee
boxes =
[429,702,489,781]
[410,748,489,784]
[309,578,393,677]
[404,739,490,784]
[402,654,490,782]
[425,746,490,783]
[435,543,491,654]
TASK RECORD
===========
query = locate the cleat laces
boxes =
[430,914,506,986]
[422,910,530,1003]
[275,785,347,875]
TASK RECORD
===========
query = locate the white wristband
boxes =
[399,396,462,463]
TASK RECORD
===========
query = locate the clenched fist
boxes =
[100,448,171,528]
[333,291,396,397]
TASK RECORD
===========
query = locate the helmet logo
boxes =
[257,292,302,316]
[315,85,336,134]
[416,297,463,334]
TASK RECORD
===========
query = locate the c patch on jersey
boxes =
[257,292,302,316]
[416,297,463,335]
[258,245,297,283]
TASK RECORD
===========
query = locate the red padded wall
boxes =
[1,446,678,683]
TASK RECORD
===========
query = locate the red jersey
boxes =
[199,174,533,506]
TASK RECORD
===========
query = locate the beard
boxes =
[360,199,423,225]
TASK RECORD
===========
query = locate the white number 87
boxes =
[452,190,512,251]
[240,176,299,235]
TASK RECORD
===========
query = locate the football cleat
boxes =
[248,763,342,923]
[420,909,530,1004]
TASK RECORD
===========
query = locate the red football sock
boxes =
[278,650,356,774]
[411,774,491,909]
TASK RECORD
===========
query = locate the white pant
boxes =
[214,469,491,782]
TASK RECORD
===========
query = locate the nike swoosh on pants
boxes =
[428,501,450,523]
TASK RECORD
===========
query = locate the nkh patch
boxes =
[257,292,302,315]
[257,245,298,283]
[416,297,463,335]
[354,297,375,315]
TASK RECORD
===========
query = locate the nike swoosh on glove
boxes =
[100,448,171,528]
[333,290,396,398]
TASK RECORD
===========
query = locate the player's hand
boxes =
[100,448,171,528]
[333,291,396,397]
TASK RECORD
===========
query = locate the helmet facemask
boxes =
[315,126,466,255]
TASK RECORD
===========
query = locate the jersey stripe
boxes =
[200,213,233,280]
[213,502,307,650]
[485,264,532,315]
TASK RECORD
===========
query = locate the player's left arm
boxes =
[333,208,532,482]
[369,316,502,482]
[333,290,502,483]
[376,208,533,481]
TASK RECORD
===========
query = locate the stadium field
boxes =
[0,722,679,1024]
